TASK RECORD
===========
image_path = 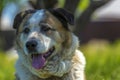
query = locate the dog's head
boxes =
[13,8,76,77]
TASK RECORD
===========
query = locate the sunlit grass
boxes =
[80,40,120,80]
[0,40,120,80]
[0,52,16,80]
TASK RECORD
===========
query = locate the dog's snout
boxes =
[26,40,37,51]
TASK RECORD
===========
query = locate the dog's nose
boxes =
[26,40,37,51]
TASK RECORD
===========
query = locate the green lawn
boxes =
[80,40,120,80]
[0,52,16,80]
[0,40,120,80]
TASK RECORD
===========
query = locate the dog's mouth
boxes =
[31,46,55,70]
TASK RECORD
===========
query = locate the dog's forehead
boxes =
[28,9,46,24]
[25,10,63,30]
[17,9,65,33]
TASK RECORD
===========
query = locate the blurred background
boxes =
[0,0,120,80]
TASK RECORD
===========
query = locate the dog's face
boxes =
[14,8,74,78]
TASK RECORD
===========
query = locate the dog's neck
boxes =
[70,33,79,53]
[62,33,79,58]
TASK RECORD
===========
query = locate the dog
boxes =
[13,8,86,80]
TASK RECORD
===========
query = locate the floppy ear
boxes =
[49,8,74,31]
[13,10,36,29]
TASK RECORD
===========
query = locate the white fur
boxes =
[29,10,44,24]
[15,34,86,80]
[15,10,86,80]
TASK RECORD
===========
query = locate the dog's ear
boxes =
[13,10,36,30]
[49,8,74,31]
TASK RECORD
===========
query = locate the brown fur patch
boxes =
[14,9,85,80]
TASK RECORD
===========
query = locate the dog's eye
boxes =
[23,28,30,34]
[41,25,53,32]
[40,23,56,32]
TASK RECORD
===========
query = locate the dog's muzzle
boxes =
[25,39,55,70]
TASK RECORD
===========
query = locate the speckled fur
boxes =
[14,9,86,80]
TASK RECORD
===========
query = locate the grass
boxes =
[0,40,120,80]
[0,52,16,80]
[80,40,120,80]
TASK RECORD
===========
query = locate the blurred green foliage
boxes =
[58,0,89,12]
[78,0,89,11]
[58,0,65,7]
[0,0,5,13]
[0,40,120,80]
[0,0,89,14]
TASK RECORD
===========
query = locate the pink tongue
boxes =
[32,54,45,69]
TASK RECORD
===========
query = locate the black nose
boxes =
[26,40,37,51]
